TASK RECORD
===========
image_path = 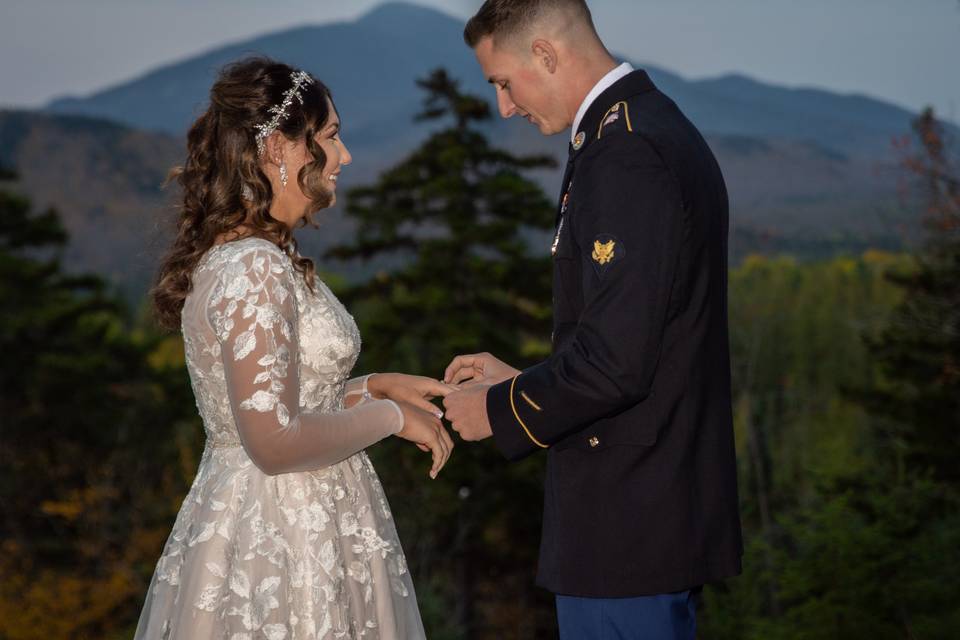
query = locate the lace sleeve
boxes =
[344,374,376,408]
[207,246,403,475]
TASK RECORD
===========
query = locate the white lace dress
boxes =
[134,237,426,640]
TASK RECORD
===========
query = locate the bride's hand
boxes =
[368,373,455,418]
[395,401,454,479]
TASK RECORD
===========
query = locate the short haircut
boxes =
[463,0,595,48]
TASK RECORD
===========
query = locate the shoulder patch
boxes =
[590,233,624,277]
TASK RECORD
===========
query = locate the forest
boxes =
[1,73,958,640]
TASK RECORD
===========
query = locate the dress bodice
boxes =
[182,237,363,448]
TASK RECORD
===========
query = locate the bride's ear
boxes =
[264,132,286,168]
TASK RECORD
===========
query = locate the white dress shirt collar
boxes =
[570,62,634,146]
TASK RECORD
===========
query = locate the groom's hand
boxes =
[443,384,493,441]
[443,352,519,386]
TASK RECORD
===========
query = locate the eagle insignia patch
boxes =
[590,234,624,276]
[592,239,616,264]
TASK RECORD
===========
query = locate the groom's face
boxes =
[474,36,564,136]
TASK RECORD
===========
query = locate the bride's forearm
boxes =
[365,372,398,399]
[344,373,385,408]
[349,373,450,418]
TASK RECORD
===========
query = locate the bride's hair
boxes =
[152,56,334,331]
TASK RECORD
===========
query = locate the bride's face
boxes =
[274,97,352,220]
[311,98,352,204]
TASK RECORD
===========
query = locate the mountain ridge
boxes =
[4,1,930,296]
[45,1,933,158]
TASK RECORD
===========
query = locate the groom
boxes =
[442,1,743,637]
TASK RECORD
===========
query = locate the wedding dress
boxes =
[134,237,426,639]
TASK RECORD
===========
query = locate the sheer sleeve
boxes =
[207,246,403,475]
[343,374,376,409]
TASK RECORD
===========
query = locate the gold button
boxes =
[588,436,599,448]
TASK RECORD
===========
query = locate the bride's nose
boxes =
[340,140,352,166]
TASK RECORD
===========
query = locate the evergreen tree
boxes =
[859,108,960,484]
[0,168,201,639]
[327,69,558,639]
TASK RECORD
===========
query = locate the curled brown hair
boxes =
[152,56,336,330]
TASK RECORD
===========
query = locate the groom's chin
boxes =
[537,122,564,137]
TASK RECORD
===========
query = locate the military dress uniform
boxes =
[486,68,743,627]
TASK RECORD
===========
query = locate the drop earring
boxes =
[279,161,288,189]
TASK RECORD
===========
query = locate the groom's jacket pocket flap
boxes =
[552,393,660,452]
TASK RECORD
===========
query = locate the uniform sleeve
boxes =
[488,134,685,459]
[208,248,404,475]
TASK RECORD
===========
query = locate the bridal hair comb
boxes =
[254,69,314,156]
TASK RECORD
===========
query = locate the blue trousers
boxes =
[556,589,699,640]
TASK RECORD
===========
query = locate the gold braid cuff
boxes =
[509,375,548,449]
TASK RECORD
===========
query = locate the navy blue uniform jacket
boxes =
[486,70,743,597]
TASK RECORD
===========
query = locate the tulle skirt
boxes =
[134,444,425,639]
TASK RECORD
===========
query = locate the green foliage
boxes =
[728,252,907,517]
[4,96,959,640]
[327,69,559,638]
[855,108,960,484]
[705,476,960,640]
[701,109,960,639]
[0,170,201,639]
[702,249,960,638]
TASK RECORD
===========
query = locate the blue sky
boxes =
[2,0,958,119]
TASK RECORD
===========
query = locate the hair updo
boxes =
[152,56,335,331]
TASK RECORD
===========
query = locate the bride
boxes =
[135,57,453,639]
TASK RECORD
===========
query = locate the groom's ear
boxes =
[531,39,558,74]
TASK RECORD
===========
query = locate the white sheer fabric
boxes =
[135,237,426,639]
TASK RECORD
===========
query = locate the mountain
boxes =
[0,110,181,297]
[3,2,933,295]
[47,2,929,158]
[47,3,472,148]
[0,106,911,304]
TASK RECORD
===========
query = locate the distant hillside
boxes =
[5,3,936,296]
[0,105,914,304]
[47,2,930,159]
[0,110,181,297]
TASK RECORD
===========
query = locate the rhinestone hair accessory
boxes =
[254,69,314,156]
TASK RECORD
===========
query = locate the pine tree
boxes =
[860,108,960,484]
[0,168,201,639]
[327,69,559,638]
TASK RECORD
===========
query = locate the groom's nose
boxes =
[497,88,517,119]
